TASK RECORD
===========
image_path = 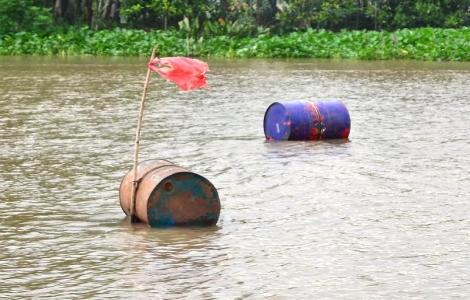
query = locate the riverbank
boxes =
[1,27,469,61]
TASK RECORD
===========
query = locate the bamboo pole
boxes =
[129,45,158,223]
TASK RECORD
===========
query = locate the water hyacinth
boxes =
[1,27,469,61]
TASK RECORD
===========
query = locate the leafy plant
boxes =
[0,0,55,37]
[2,25,470,61]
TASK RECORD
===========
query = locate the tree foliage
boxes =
[1,0,470,38]
[277,0,470,32]
[0,0,55,36]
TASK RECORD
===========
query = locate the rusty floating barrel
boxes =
[119,159,221,227]
[263,101,351,141]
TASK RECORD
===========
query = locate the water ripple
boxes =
[1,57,469,299]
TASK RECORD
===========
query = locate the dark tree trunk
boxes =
[219,0,229,19]
[83,0,93,27]
[93,0,120,29]
[54,0,64,18]
[256,0,277,26]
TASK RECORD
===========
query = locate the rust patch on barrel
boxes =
[119,159,220,227]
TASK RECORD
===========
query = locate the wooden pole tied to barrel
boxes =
[129,45,158,223]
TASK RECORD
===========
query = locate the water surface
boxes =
[1,56,469,299]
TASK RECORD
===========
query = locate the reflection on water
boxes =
[1,56,469,299]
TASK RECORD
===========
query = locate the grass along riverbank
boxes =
[1,27,469,61]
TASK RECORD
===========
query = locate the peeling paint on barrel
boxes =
[263,101,351,141]
[119,159,221,227]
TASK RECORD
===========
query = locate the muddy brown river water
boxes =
[1,56,469,299]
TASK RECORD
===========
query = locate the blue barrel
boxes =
[263,101,351,141]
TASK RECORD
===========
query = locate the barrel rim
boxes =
[263,101,292,140]
[264,100,316,140]
[118,158,178,215]
[149,170,221,202]
[147,170,221,227]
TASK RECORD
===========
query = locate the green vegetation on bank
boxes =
[1,27,470,61]
[1,1,470,60]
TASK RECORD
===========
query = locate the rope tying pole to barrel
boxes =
[129,45,158,223]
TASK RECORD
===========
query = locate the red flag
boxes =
[148,57,209,91]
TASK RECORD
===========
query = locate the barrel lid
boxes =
[147,171,220,227]
[263,102,291,140]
